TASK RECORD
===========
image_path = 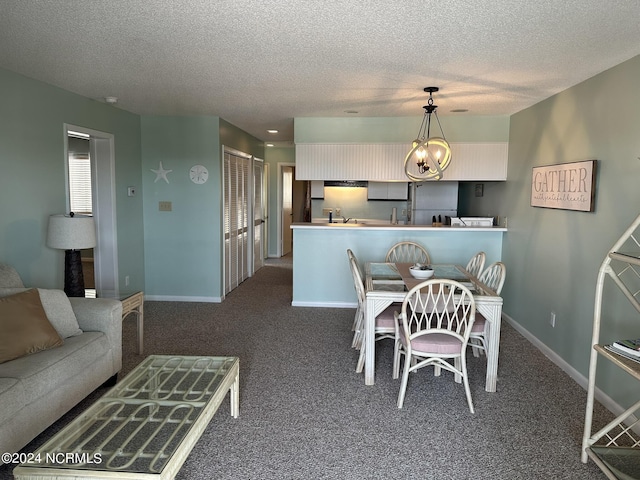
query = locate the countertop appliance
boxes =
[410,182,458,225]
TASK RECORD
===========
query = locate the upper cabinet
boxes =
[367,182,409,200]
[295,142,508,181]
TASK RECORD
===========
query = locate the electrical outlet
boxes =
[335,207,341,216]
[550,312,556,328]
[125,275,130,286]
[402,209,407,216]
[159,201,172,212]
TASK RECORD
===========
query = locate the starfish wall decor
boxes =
[151,162,173,184]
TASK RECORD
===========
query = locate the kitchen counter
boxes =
[290,222,507,307]
[293,222,506,232]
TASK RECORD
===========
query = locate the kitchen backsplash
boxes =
[312,186,410,223]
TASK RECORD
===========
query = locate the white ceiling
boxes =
[1,1,639,143]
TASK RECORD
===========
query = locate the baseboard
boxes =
[504,313,629,423]
[291,300,357,308]
[144,295,222,303]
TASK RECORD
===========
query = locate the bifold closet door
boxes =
[224,151,251,295]
[253,160,265,272]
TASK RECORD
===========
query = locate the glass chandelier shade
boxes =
[404,87,452,181]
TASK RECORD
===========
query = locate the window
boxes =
[67,132,92,215]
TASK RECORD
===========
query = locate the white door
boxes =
[253,159,266,272]
[282,166,294,256]
[223,149,252,294]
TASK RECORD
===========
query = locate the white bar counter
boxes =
[291,222,507,307]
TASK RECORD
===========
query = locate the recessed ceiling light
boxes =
[104,96,118,104]
[266,143,274,147]
[450,109,468,113]
[267,129,278,134]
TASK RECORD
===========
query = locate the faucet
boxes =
[342,216,351,223]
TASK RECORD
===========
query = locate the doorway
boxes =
[223,148,266,296]
[278,164,307,257]
[64,124,118,297]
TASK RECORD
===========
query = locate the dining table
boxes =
[362,262,504,392]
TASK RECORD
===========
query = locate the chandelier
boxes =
[404,87,452,181]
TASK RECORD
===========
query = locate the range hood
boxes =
[324,180,368,188]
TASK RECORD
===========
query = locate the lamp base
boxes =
[64,249,86,297]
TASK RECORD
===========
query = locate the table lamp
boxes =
[47,213,96,297]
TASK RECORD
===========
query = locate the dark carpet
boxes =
[1,257,613,479]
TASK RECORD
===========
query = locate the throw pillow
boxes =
[0,287,83,338]
[0,289,64,364]
[35,288,83,338]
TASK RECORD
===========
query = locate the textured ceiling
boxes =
[1,1,639,143]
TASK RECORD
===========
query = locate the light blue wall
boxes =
[503,55,640,407]
[292,227,504,306]
[263,146,295,257]
[141,116,221,299]
[0,67,144,290]
[141,116,263,300]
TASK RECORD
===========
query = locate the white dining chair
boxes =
[393,278,476,412]
[347,249,399,373]
[469,261,506,357]
[385,241,430,265]
[465,251,486,277]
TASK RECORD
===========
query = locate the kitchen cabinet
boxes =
[582,212,640,478]
[367,182,409,200]
[310,180,324,199]
[295,142,508,181]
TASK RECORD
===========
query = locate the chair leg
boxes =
[461,357,475,414]
[393,341,403,379]
[397,354,412,408]
[471,339,482,357]
[356,341,365,373]
[453,358,462,383]
[352,309,364,348]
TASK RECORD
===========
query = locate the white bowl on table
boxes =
[409,266,434,279]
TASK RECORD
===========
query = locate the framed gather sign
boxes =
[531,160,597,212]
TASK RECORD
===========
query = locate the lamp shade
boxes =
[47,214,96,250]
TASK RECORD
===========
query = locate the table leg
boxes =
[230,367,239,418]
[479,303,502,392]
[364,296,376,385]
[137,302,144,355]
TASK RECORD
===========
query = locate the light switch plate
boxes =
[159,201,172,211]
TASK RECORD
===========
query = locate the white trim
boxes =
[277,162,295,257]
[503,313,628,423]
[291,300,358,308]
[145,295,223,303]
[63,124,119,297]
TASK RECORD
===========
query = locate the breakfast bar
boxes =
[291,222,507,308]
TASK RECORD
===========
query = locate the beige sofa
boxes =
[0,264,122,461]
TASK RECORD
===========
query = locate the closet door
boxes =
[224,150,251,294]
[253,159,265,272]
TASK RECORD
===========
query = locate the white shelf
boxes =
[582,213,640,479]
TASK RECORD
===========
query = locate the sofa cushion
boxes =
[0,378,23,426]
[0,289,64,364]
[0,287,83,338]
[0,263,25,288]
[0,332,108,401]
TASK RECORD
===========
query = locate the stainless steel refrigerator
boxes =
[410,182,458,225]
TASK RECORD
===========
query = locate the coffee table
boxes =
[14,355,239,479]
